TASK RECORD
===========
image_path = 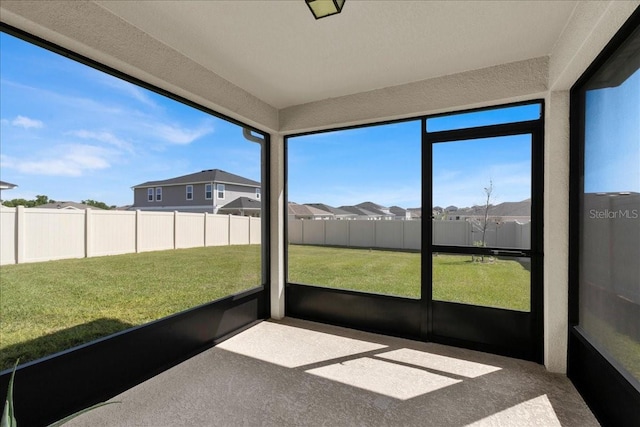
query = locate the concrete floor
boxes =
[68,318,599,426]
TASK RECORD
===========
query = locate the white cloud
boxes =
[67,130,134,153]
[98,76,159,109]
[152,123,214,145]
[1,145,111,177]
[11,115,43,129]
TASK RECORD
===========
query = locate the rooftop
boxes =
[133,169,260,188]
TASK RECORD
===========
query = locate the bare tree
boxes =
[470,180,494,262]
[480,180,494,247]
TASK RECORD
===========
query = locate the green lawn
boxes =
[0,245,261,371]
[288,245,530,311]
[1,244,530,371]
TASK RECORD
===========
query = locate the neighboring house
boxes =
[36,201,104,210]
[407,208,422,220]
[0,180,17,190]
[338,205,388,220]
[389,205,411,220]
[217,197,261,217]
[288,202,335,220]
[304,203,358,220]
[131,169,261,213]
[445,214,531,223]
[0,180,17,202]
[355,202,394,219]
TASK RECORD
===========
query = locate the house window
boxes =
[186,185,193,200]
[155,187,162,202]
[256,188,261,200]
[147,188,153,202]
[205,183,212,200]
[217,184,225,199]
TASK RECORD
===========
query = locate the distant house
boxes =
[355,202,395,220]
[131,169,261,214]
[0,180,17,202]
[304,203,358,220]
[444,199,532,223]
[288,202,335,220]
[0,181,17,191]
[217,197,261,217]
[389,205,411,220]
[338,205,388,220]
[407,208,422,220]
[37,201,104,210]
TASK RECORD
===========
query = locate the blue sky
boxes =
[288,112,535,209]
[584,68,640,194]
[2,31,545,210]
[0,32,260,207]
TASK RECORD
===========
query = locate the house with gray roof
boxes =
[304,203,358,220]
[0,180,17,202]
[288,202,335,220]
[338,205,388,220]
[217,197,261,217]
[355,202,395,219]
[37,201,105,210]
[389,205,410,220]
[131,169,261,213]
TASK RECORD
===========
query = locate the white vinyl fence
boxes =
[288,219,530,250]
[0,206,260,265]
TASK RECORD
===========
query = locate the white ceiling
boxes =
[93,1,578,110]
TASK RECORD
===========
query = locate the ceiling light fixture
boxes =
[305,0,345,20]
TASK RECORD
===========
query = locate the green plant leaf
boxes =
[1,360,19,427]
[46,401,119,427]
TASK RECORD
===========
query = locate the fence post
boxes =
[16,205,25,264]
[173,211,178,249]
[85,208,93,258]
[228,214,232,245]
[248,214,251,245]
[204,212,208,247]
[135,210,141,253]
[323,220,327,245]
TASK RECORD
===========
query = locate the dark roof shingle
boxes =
[134,169,259,188]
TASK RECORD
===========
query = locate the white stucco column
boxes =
[269,133,286,319]
[543,91,570,373]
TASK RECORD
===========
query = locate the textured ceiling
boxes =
[94,1,578,109]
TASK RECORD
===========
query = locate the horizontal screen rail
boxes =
[431,245,532,257]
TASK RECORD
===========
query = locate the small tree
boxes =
[470,180,494,262]
[480,180,493,247]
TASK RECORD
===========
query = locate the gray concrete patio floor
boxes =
[68,317,599,426]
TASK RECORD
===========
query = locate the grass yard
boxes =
[1,244,530,371]
[0,245,261,371]
[288,245,422,297]
[288,245,530,311]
